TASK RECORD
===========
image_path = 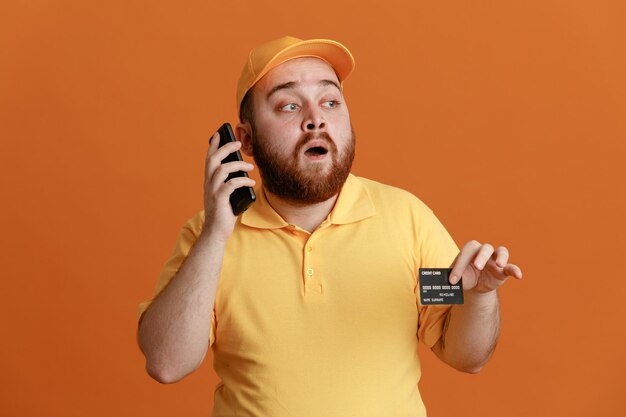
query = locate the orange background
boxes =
[2,1,625,416]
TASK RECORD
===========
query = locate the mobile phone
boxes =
[212,122,256,215]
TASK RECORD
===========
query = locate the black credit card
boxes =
[418,268,464,305]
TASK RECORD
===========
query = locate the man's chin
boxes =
[297,165,333,181]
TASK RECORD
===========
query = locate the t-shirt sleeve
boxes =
[136,211,217,347]
[415,208,460,348]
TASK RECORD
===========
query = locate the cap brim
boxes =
[250,39,355,92]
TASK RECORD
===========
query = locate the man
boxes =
[137,36,523,416]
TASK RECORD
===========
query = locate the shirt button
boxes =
[306,246,312,252]
[307,268,314,276]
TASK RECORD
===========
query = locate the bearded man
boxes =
[137,36,523,417]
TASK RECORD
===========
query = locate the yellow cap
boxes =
[236,35,355,116]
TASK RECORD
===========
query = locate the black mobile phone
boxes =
[213,122,256,215]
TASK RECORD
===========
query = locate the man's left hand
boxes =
[449,240,523,293]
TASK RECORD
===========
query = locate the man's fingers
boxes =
[205,131,220,172]
[206,131,222,162]
[449,240,522,289]
[210,161,254,187]
[473,243,494,270]
[209,131,220,150]
[504,263,523,280]
[206,141,243,177]
[212,141,242,163]
[494,246,509,268]
[217,176,257,201]
[449,240,482,284]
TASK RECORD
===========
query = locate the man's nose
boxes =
[301,104,326,131]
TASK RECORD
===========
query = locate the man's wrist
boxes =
[463,287,499,307]
[198,224,230,248]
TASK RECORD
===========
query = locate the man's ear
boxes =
[235,122,253,157]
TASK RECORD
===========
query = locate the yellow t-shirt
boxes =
[138,174,460,417]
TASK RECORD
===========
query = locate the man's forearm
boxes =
[137,229,226,383]
[432,290,500,373]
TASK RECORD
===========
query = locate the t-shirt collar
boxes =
[240,173,376,229]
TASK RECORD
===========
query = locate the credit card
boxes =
[418,268,464,305]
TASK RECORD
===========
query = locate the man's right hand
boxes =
[202,131,255,241]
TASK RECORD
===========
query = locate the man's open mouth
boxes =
[304,146,328,157]
[303,140,330,158]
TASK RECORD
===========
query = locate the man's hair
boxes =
[239,89,254,125]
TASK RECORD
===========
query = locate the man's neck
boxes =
[263,188,339,233]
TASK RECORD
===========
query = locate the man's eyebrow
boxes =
[319,79,341,93]
[266,81,297,100]
[266,79,342,100]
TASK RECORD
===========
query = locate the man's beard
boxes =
[250,125,356,205]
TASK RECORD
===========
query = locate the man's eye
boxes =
[281,103,298,111]
[323,100,339,108]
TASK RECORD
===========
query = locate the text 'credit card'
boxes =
[419,268,464,305]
